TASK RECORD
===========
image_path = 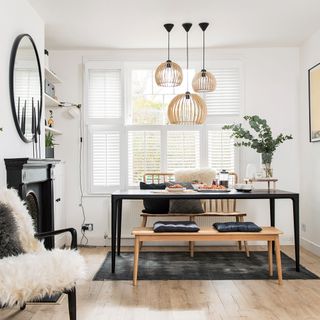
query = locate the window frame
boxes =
[83,59,244,194]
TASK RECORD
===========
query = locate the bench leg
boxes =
[140,216,148,250]
[268,240,273,276]
[133,236,140,286]
[236,216,242,250]
[275,237,283,285]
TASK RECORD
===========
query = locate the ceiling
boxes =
[29,0,320,50]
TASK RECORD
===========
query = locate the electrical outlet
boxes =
[301,223,306,232]
[82,223,93,232]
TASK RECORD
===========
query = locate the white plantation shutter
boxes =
[204,68,241,115]
[91,130,120,190]
[208,130,235,172]
[128,131,161,186]
[167,131,200,172]
[88,69,122,119]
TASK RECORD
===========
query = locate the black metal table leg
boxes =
[117,199,123,256]
[111,196,118,273]
[292,195,300,271]
[269,198,275,252]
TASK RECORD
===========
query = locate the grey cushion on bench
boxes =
[153,221,200,233]
[213,222,262,232]
[168,182,204,214]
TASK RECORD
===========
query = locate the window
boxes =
[167,131,200,172]
[84,60,242,193]
[129,69,195,125]
[88,69,122,120]
[91,129,121,189]
[128,131,161,185]
[85,63,123,192]
[208,129,235,172]
[205,68,241,115]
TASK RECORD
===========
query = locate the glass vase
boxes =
[261,152,273,178]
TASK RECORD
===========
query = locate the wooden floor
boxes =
[1,245,320,320]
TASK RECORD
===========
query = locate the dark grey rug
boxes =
[93,251,319,281]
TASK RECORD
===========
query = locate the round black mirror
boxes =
[9,34,42,143]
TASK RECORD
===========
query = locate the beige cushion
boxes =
[174,168,216,185]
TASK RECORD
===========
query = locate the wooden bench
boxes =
[131,226,283,286]
[140,172,250,257]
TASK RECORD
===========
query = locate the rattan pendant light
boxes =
[192,22,216,93]
[168,23,207,125]
[155,24,183,87]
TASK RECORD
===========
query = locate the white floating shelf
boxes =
[45,67,62,84]
[45,126,62,135]
[44,93,61,108]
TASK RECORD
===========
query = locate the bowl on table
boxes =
[235,183,253,192]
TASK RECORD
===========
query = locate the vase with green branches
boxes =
[223,115,293,178]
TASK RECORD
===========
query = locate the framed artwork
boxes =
[308,62,320,142]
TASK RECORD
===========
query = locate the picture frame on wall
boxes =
[308,62,320,142]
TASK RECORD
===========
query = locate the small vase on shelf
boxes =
[261,152,273,178]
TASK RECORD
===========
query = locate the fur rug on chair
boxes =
[0,249,86,307]
[0,188,87,307]
[0,188,44,253]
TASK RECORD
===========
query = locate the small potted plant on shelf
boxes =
[45,132,57,159]
[223,115,293,178]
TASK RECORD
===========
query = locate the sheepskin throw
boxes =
[174,168,216,185]
[0,249,86,307]
[0,202,24,259]
[0,188,45,253]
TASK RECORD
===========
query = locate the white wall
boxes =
[299,28,320,255]
[0,0,44,186]
[49,47,300,246]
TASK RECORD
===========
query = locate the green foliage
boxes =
[222,115,292,161]
[45,132,57,148]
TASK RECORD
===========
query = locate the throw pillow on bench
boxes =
[213,222,262,232]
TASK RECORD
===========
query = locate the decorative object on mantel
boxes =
[192,23,217,93]
[223,115,292,178]
[45,132,57,159]
[155,24,183,87]
[48,109,54,128]
[167,23,207,125]
[308,62,320,142]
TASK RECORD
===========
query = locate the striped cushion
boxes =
[153,221,200,233]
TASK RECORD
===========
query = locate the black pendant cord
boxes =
[167,31,170,61]
[182,23,192,92]
[186,30,189,91]
[202,30,205,71]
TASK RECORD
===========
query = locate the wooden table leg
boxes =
[275,236,283,285]
[133,236,140,286]
[268,240,273,276]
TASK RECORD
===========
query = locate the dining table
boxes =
[110,189,300,273]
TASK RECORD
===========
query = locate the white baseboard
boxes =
[301,237,320,256]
